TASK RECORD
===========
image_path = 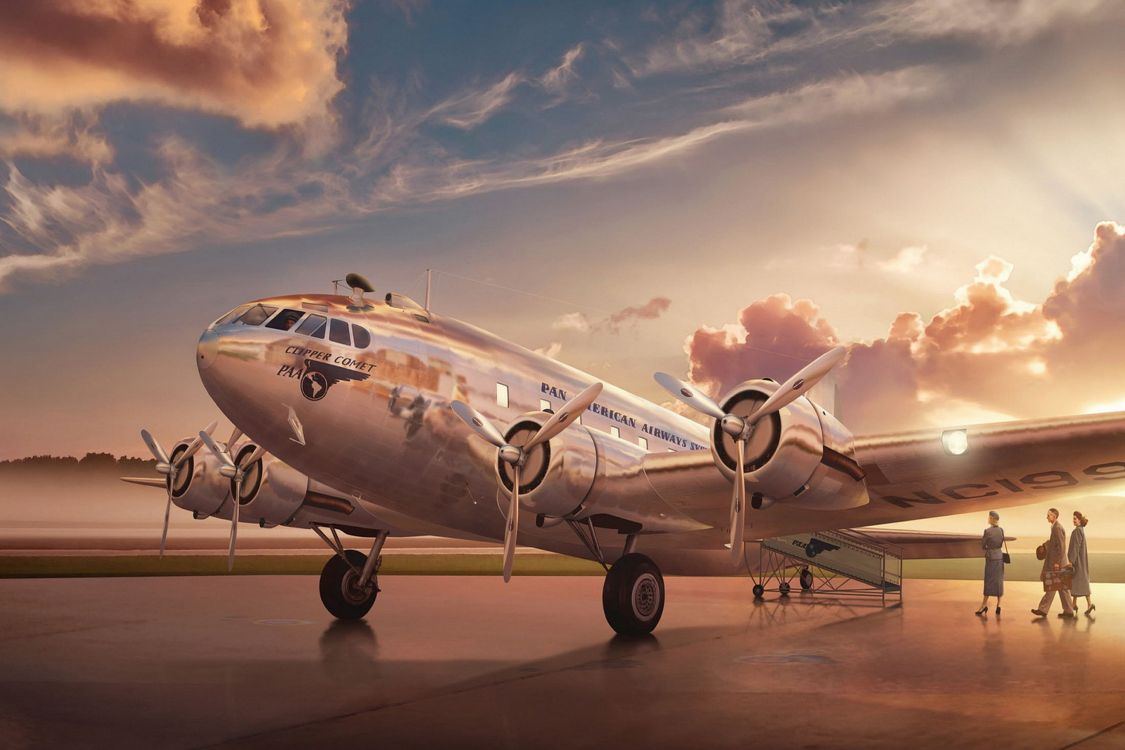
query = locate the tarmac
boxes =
[1,576,1123,750]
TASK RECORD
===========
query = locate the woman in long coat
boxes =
[977,511,1005,617]
[1069,511,1094,614]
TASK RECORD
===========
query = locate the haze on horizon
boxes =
[3,1,1125,538]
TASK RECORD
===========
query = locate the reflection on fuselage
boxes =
[196,293,714,568]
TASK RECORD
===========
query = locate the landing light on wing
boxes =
[941,429,969,456]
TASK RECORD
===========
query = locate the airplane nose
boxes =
[197,328,219,371]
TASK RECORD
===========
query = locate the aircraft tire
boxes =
[602,553,664,636]
[752,584,765,599]
[779,582,791,597]
[800,568,814,590]
[319,550,378,620]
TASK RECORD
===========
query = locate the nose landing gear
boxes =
[602,553,665,636]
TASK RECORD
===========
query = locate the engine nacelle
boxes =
[229,444,310,527]
[710,379,867,510]
[496,413,598,518]
[167,439,231,517]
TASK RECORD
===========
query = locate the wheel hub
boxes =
[631,573,659,621]
[340,568,371,605]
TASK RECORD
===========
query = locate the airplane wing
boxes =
[847,528,1009,560]
[642,410,1125,539]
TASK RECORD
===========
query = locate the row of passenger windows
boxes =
[217,304,371,349]
[496,382,658,452]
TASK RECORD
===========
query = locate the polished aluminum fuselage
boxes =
[197,294,733,573]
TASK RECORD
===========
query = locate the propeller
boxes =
[451,382,603,582]
[655,345,846,561]
[199,429,266,571]
[140,421,217,557]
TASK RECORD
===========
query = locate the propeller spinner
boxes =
[655,345,846,561]
[451,382,603,582]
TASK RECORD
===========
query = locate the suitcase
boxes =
[1044,567,1074,592]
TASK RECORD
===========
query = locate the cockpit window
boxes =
[235,304,277,326]
[265,308,304,331]
[351,324,371,349]
[329,318,351,345]
[295,314,327,338]
[214,305,250,327]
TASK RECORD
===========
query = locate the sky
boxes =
[3,0,1125,468]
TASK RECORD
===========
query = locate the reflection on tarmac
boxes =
[0,576,1122,750]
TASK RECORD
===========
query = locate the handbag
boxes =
[1002,540,1011,565]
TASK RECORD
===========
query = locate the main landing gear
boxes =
[602,553,665,636]
[313,526,388,620]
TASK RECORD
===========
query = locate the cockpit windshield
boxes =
[265,308,304,331]
[235,304,277,326]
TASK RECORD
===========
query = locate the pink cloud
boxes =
[685,222,1125,433]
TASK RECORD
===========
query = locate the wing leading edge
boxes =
[642,410,1125,539]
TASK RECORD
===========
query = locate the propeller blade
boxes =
[228,425,243,447]
[243,444,267,468]
[653,372,726,421]
[140,429,169,465]
[502,464,520,583]
[749,345,846,425]
[200,430,235,469]
[228,476,241,572]
[159,492,173,558]
[175,420,218,467]
[526,382,603,449]
[450,401,508,450]
[730,438,746,562]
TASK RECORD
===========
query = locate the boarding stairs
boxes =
[751,529,904,605]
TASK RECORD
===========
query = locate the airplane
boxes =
[125,272,1125,635]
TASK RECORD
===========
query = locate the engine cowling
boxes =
[227,444,310,527]
[495,413,598,518]
[710,379,867,510]
[167,439,231,517]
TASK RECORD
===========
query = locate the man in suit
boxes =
[1032,508,1075,618]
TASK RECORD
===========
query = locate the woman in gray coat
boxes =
[976,511,1005,617]
[1068,511,1094,614]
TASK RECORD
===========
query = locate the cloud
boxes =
[428,73,523,130]
[830,241,929,274]
[0,0,348,130]
[552,312,591,333]
[684,222,1125,434]
[534,341,564,359]
[604,296,672,332]
[551,297,672,337]
[540,44,586,94]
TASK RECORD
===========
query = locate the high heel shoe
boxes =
[995,607,1001,617]
[975,606,987,616]
[1086,604,1096,615]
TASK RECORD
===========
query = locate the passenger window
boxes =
[610,426,621,439]
[295,314,327,338]
[265,308,304,331]
[638,437,648,451]
[539,398,551,412]
[236,304,277,326]
[496,383,509,408]
[351,324,371,349]
[329,318,351,345]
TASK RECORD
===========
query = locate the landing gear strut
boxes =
[313,526,387,620]
[320,550,378,619]
[602,553,664,636]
